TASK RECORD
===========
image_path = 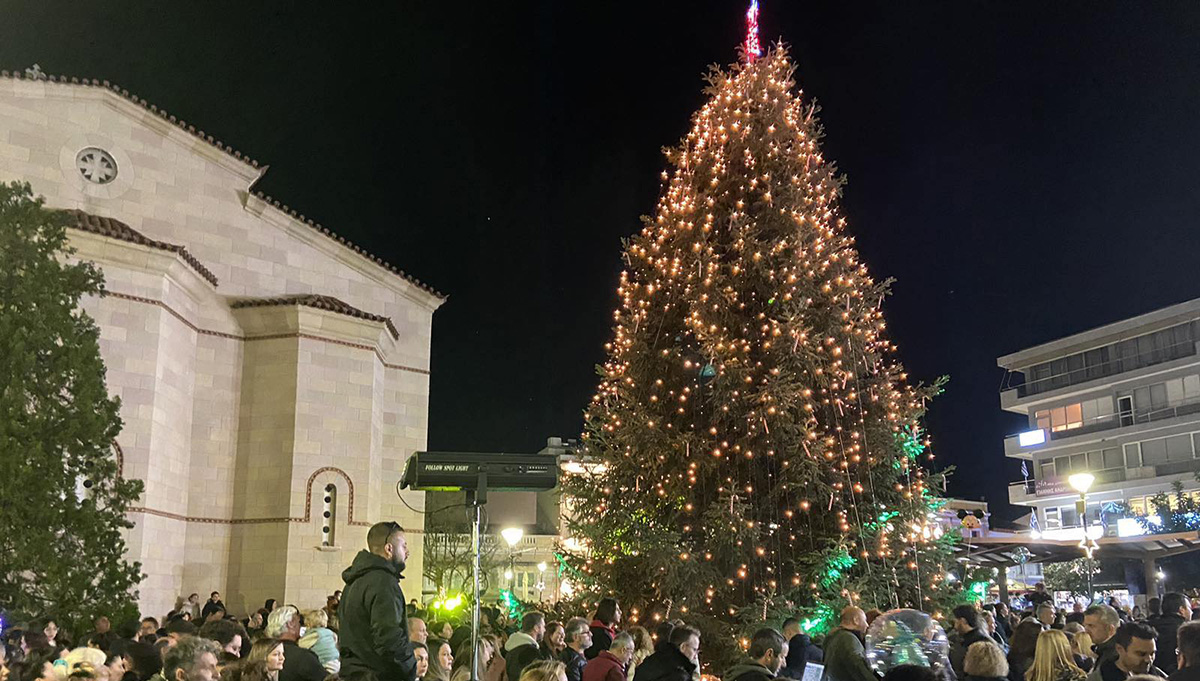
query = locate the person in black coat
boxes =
[201,592,226,621]
[631,626,699,681]
[338,521,417,681]
[726,629,788,681]
[587,598,621,660]
[951,606,992,680]
[1171,621,1200,681]
[563,619,593,681]
[1150,593,1193,676]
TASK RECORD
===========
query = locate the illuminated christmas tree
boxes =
[562,24,961,662]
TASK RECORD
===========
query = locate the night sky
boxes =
[6,2,1200,523]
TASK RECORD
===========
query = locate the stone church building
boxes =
[0,70,441,618]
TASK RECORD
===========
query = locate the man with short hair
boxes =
[563,617,594,681]
[409,617,428,645]
[1170,621,1200,681]
[1088,604,1124,670]
[823,607,876,681]
[778,616,822,680]
[950,605,990,679]
[1151,593,1193,675]
[585,631,637,681]
[265,605,327,681]
[139,617,160,641]
[1037,604,1055,628]
[339,521,416,681]
[725,628,788,681]
[201,592,226,621]
[161,635,221,681]
[508,611,551,681]
[1088,622,1165,681]
[198,619,245,662]
[165,618,198,643]
[633,625,700,681]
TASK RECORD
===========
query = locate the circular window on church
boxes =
[75,147,118,185]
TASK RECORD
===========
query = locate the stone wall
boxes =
[0,76,440,618]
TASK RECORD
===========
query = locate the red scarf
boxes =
[591,619,616,637]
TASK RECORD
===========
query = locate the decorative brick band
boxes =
[128,506,300,525]
[103,290,429,374]
[125,506,426,532]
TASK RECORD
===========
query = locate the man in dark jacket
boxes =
[201,592,226,621]
[823,607,877,681]
[633,625,700,681]
[1170,621,1200,681]
[726,629,788,681]
[563,618,594,681]
[1151,593,1193,675]
[507,611,551,681]
[1087,604,1123,671]
[1087,622,1165,681]
[339,521,417,681]
[778,619,822,680]
[950,605,991,679]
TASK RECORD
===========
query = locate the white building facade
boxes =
[1000,298,1200,544]
[0,71,442,618]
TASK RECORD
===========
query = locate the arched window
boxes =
[322,483,337,547]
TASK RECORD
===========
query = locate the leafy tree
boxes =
[562,47,957,663]
[1042,558,1100,599]
[0,182,143,633]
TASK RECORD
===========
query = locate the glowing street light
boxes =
[1068,473,1095,495]
[501,527,525,547]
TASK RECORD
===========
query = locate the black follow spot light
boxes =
[400,451,558,494]
[399,451,559,681]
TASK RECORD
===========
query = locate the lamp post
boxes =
[1068,473,1098,602]
[536,561,547,602]
[501,527,524,596]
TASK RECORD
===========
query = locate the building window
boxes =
[1044,508,1061,529]
[1039,461,1055,479]
[1129,497,1146,516]
[76,147,118,184]
[1036,397,1112,432]
[322,483,337,547]
[1124,443,1141,467]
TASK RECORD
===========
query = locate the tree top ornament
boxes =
[744,0,763,62]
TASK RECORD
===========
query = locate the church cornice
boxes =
[65,209,219,287]
[2,68,447,307]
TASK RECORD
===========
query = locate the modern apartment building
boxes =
[1000,297,1200,539]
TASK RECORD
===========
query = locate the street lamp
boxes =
[501,527,525,547]
[1068,473,1094,495]
[501,527,524,596]
[1069,472,1099,601]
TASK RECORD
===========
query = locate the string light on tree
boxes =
[561,3,960,666]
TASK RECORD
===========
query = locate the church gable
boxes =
[0,70,443,323]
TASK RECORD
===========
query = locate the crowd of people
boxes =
[941,586,1200,681]
[3,524,1200,681]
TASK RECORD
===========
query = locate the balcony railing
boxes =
[1026,395,1200,445]
[1011,459,1200,502]
[1002,338,1197,398]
